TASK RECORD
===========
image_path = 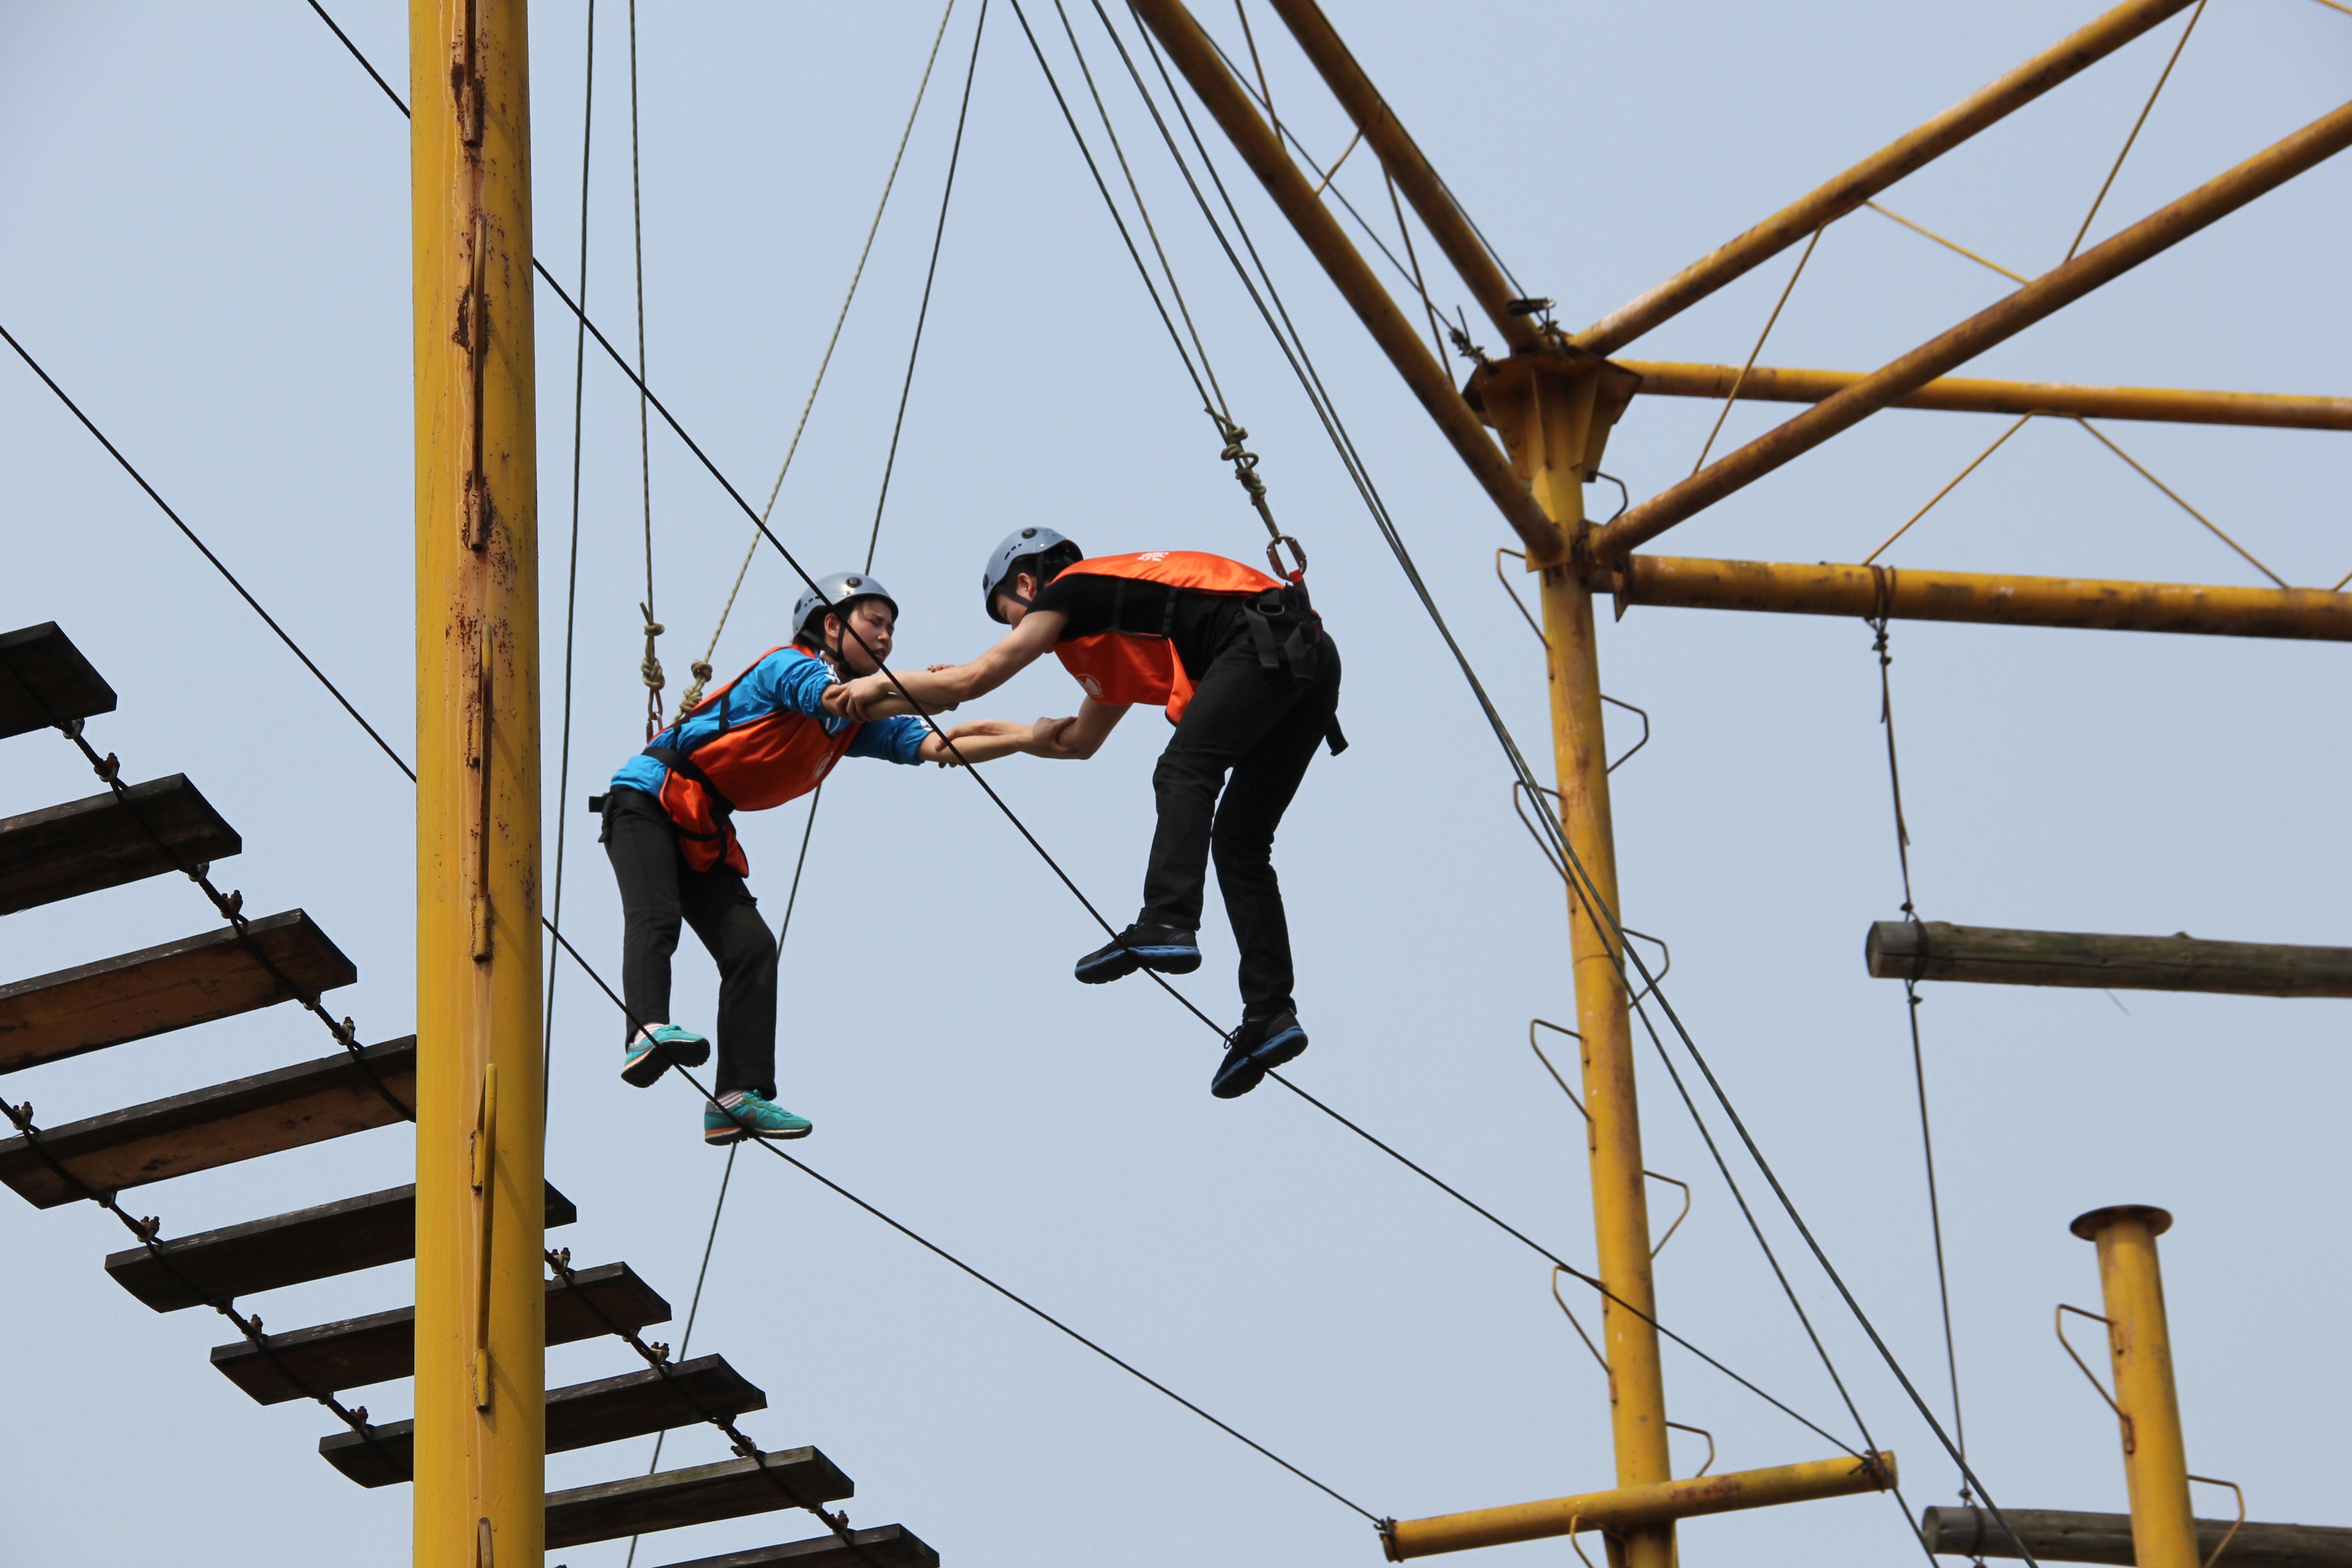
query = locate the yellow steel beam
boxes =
[1470,353,1675,1568]
[412,0,546,1564]
[1596,556,2352,640]
[1574,0,2197,357]
[1383,1451,1900,1560]
[1592,98,2352,560]
[1126,0,1562,560]
[2071,1208,2199,1568]
[1621,362,2352,431]
[1261,0,1537,352]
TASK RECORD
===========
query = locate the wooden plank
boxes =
[0,1037,416,1209]
[318,1354,766,1487]
[546,1450,855,1551]
[0,909,358,1075]
[106,1179,576,1312]
[211,1261,672,1404]
[652,1524,940,1568]
[0,776,240,915]
[1867,920,2352,997]
[1924,1507,2352,1568]
[0,622,116,739]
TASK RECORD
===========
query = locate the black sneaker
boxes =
[1073,923,1201,984]
[1210,1008,1308,1099]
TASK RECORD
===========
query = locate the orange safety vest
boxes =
[1049,551,1286,723]
[646,644,862,874]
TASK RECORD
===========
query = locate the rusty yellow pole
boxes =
[1470,350,1666,1568]
[2072,1207,2200,1568]
[1384,1450,1899,1559]
[411,2,545,1565]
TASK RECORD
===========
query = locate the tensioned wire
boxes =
[292,0,1882,1503]
[1056,5,2037,1553]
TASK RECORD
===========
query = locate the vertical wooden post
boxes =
[2072,1206,2200,1568]
[1474,350,1666,1568]
[411,1,545,1564]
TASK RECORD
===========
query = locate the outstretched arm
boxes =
[919,718,1052,768]
[1031,698,1127,760]
[838,610,1067,719]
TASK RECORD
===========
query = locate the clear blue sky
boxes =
[2,3,2345,1566]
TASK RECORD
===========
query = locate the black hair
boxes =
[1004,539,1083,595]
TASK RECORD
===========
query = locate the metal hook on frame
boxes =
[1494,549,1651,773]
[1530,1021,1691,1259]
[2056,1303,2130,1451]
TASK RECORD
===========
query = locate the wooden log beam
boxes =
[1868,922,2352,997]
[653,1524,941,1568]
[0,776,241,916]
[1594,557,2352,642]
[107,1180,576,1312]
[0,1037,416,1209]
[1619,363,2352,431]
[319,1355,766,1488]
[1924,1507,2352,1568]
[0,622,116,739]
[0,909,358,1076]
[1573,0,2198,356]
[545,1451,855,1551]
[210,1261,671,1404]
[1592,98,2352,559]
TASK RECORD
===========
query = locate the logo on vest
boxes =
[1081,675,1103,697]
[1137,551,1171,562]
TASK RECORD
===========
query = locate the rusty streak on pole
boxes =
[1619,362,2352,431]
[1596,557,2352,640]
[1125,0,1562,560]
[1573,0,2198,357]
[1591,99,2352,561]
[1261,0,1536,351]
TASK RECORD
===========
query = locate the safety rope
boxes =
[1867,588,1973,1500]
[674,0,961,716]
[627,0,666,740]
[545,0,600,1118]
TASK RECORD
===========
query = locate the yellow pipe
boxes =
[1620,362,2352,432]
[1595,556,2352,641]
[1574,0,2197,356]
[412,1,546,1564]
[1384,1451,1899,1559]
[2071,1207,2199,1568]
[1471,352,1672,1568]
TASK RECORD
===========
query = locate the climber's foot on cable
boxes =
[1210,1008,1308,1099]
[1074,923,1201,985]
[622,1023,710,1088]
[704,1089,813,1144]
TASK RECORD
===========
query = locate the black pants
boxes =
[1139,630,1341,1017]
[601,787,778,1098]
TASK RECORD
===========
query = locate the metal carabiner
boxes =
[1266,533,1308,584]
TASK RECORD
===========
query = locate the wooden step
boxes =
[0,1036,416,1209]
[1867,920,2352,997]
[106,1179,577,1312]
[318,1354,766,1487]
[0,622,116,740]
[0,909,358,1076]
[546,1450,855,1551]
[0,776,240,916]
[1924,1506,2352,1568]
[653,1524,939,1568]
[211,1261,671,1404]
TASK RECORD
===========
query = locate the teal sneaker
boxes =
[622,1024,710,1088]
[703,1090,813,1145]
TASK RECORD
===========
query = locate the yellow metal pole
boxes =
[1384,1450,1899,1560]
[1470,352,1668,1568]
[1596,556,2352,641]
[1573,0,2196,356]
[2072,1207,2200,1568]
[411,1,545,1565]
[1618,362,2352,432]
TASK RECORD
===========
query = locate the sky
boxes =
[1,3,2346,1567]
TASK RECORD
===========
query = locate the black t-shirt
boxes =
[1029,570,1250,680]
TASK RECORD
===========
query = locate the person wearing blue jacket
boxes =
[601,571,1040,1145]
